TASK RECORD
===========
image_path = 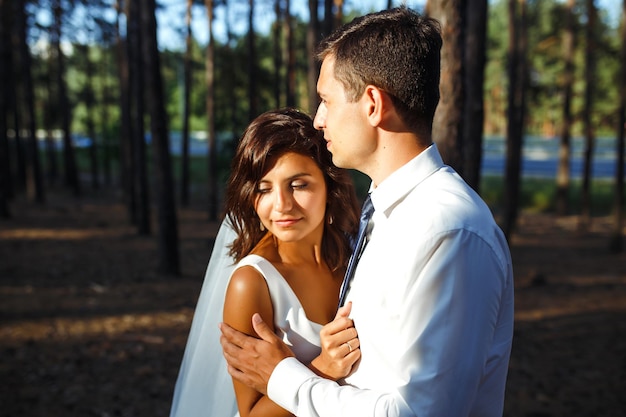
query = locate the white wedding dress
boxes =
[169,220,323,417]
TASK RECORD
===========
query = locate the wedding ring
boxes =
[346,341,353,353]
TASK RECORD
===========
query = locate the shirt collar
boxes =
[369,143,445,218]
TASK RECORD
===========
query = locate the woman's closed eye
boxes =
[256,182,306,194]
[256,185,271,194]
[291,180,308,190]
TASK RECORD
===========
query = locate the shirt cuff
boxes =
[267,357,317,413]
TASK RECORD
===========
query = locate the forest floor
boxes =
[1,186,625,417]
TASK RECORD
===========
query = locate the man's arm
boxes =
[220,313,292,395]
[220,313,408,417]
[219,303,360,394]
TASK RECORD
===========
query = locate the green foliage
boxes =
[484,0,509,136]
[24,1,624,218]
[27,1,624,142]
[156,14,312,140]
[485,0,622,137]
[480,175,619,215]
[32,1,623,142]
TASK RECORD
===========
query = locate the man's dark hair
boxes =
[317,7,442,135]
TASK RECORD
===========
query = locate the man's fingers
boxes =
[220,334,240,359]
[251,313,277,342]
[225,360,264,393]
[219,321,246,347]
[219,316,292,396]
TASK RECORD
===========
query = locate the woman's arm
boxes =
[223,266,295,417]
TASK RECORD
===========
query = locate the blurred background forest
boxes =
[1,0,625,416]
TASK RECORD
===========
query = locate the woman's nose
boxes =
[274,189,293,212]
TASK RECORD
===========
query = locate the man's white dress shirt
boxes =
[267,144,514,417]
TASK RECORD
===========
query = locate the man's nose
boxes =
[313,103,326,130]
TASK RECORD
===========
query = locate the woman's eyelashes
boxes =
[256,179,310,194]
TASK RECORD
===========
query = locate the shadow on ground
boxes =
[1,189,625,417]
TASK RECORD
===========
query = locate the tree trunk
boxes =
[115,0,136,223]
[0,113,10,217]
[0,0,11,216]
[224,1,239,143]
[0,0,13,213]
[140,0,180,275]
[247,0,258,120]
[580,0,597,231]
[334,0,344,29]
[53,0,80,196]
[100,52,113,186]
[428,0,465,175]
[461,0,488,192]
[556,0,576,216]
[83,44,100,190]
[205,0,218,221]
[610,0,626,252]
[43,53,58,185]
[44,129,57,184]
[502,0,528,239]
[8,14,26,194]
[285,0,296,107]
[127,0,151,234]
[273,0,283,108]
[324,0,333,36]
[17,0,44,203]
[180,0,193,207]
[307,0,320,114]
[11,107,27,192]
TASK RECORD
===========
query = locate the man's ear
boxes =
[363,85,386,127]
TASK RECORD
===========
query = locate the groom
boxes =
[220,7,514,417]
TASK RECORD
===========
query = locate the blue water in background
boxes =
[157,133,625,179]
[61,132,623,179]
[480,135,621,179]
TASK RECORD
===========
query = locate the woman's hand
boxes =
[309,302,361,380]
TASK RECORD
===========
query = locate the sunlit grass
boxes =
[0,308,193,343]
[480,175,621,215]
[0,228,125,240]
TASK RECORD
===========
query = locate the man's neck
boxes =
[366,132,431,187]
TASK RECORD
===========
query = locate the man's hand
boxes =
[310,302,361,380]
[220,313,295,395]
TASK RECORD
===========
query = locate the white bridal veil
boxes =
[169,219,239,417]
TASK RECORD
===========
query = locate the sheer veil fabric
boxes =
[169,219,240,417]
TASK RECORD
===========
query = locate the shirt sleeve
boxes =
[268,358,412,417]
[395,228,511,416]
[267,228,512,417]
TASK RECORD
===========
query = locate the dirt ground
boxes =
[1,187,625,417]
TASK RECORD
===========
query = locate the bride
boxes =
[169,108,360,417]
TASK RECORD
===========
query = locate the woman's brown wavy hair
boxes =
[224,108,359,272]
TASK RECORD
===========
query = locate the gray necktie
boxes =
[338,194,374,307]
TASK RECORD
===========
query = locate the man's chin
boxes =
[330,154,347,168]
